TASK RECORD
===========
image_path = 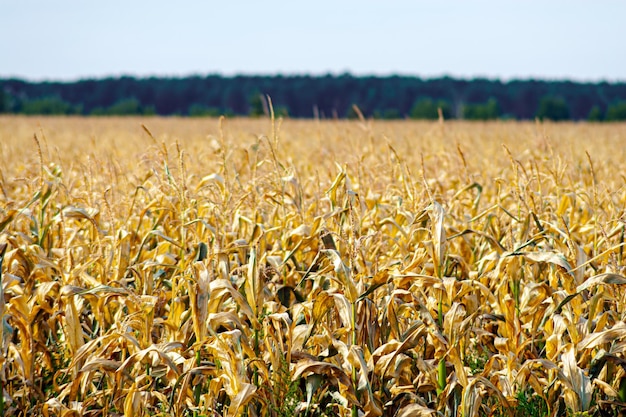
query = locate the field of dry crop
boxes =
[1,115,626,416]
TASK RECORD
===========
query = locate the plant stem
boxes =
[194,349,201,405]
[437,357,447,395]
[351,300,358,416]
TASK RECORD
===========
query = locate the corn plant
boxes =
[0,115,625,416]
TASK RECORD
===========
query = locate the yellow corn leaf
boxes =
[578,321,626,350]
[461,376,510,417]
[208,279,257,326]
[117,342,182,377]
[245,245,260,317]
[197,173,225,190]
[332,293,353,330]
[79,358,121,373]
[348,345,383,416]
[593,378,620,398]
[227,383,257,416]
[326,169,346,209]
[396,403,436,417]
[123,382,142,417]
[507,250,573,277]
[324,249,358,303]
[561,346,592,412]
[378,322,427,379]
[428,202,446,277]
[292,358,358,404]
[576,273,626,292]
[189,262,211,342]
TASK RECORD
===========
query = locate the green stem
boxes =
[351,301,358,416]
[438,295,444,328]
[437,293,446,395]
[437,357,447,395]
[253,328,259,387]
[193,350,201,405]
[351,302,357,346]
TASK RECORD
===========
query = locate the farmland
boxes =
[1,115,626,416]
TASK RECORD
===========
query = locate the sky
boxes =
[1,0,625,82]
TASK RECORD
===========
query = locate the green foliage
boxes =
[464,346,489,375]
[248,93,266,117]
[3,75,626,119]
[247,95,289,118]
[20,96,80,115]
[568,412,592,417]
[345,105,359,119]
[106,98,141,115]
[587,105,603,121]
[463,98,500,120]
[373,108,402,119]
[514,389,548,417]
[90,98,153,116]
[188,104,222,117]
[0,89,7,113]
[274,105,289,118]
[536,96,570,121]
[268,357,302,417]
[491,388,548,417]
[605,101,626,121]
[410,97,451,120]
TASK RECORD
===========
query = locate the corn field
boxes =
[1,115,626,416]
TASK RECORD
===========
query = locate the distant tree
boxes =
[90,97,151,116]
[587,105,603,121]
[536,96,570,121]
[410,98,451,120]
[485,98,501,119]
[374,108,402,119]
[248,93,266,117]
[345,105,359,119]
[463,98,500,120]
[273,105,289,118]
[107,98,141,115]
[605,101,626,121]
[436,100,452,119]
[89,107,106,116]
[20,96,78,115]
[4,75,626,119]
[0,89,6,113]
[188,104,222,117]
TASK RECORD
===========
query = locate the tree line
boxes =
[1,74,626,121]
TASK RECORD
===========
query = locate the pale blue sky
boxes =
[1,0,625,81]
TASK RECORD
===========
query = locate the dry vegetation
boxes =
[1,115,626,416]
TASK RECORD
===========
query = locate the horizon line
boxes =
[2,71,625,85]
